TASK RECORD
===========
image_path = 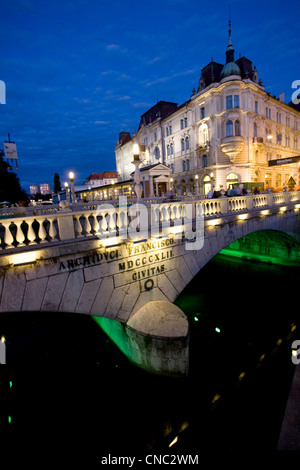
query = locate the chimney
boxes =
[279,92,285,103]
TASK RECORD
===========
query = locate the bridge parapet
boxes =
[0,192,299,255]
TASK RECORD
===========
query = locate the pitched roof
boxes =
[85,171,117,182]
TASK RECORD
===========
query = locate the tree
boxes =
[54,172,62,194]
[0,150,28,204]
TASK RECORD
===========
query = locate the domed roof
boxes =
[220,60,241,79]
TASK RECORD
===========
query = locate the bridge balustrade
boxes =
[0,192,300,252]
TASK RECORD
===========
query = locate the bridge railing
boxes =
[0,191,299,251]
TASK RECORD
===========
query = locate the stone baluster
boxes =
[3,222,14,248]
[48,218,57,241]
[38,218,48,243]
[92,213,100,236]
[83,214,92,236]
[27,220,37,245]
[108,209,117,233]
[74,215,83,237]
[98,210,108,236]
[14,220,26,246]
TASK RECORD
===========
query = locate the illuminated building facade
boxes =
[115,23,300,195]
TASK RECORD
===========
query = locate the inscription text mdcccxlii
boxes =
[58,237,175,285]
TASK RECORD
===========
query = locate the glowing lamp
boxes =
[133,143,140,156]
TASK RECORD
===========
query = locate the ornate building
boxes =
[115,22,300,196]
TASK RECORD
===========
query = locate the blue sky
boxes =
[0,0,299,192]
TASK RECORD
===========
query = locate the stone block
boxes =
[59,268,85,312]
[91,275,114,316]
[157,272,178,302]
[41,272,69,311]
[22,277,48,311]
[165,269,186,295]
[76,279,102,314]
[0,269,26,312]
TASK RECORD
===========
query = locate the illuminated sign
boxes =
[268,155,300,166]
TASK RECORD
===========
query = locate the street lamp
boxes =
[69,171,76,203]
[132,143,143,199]
[210,172,214,191]
[170,177,174,193]
[195,174,199,196]
[64,182,70,202]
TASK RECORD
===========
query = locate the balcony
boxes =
[197,141,210,153]
[220,136,244,163]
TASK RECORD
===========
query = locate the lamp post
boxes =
[132,143,143,200]
[210,172,214,191]
[69,171,76,203]
[195,174,199,196]
[64,182,70,202]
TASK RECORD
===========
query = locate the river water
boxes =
[2,254,299,462]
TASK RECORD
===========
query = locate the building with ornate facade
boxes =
[115,22,300,196]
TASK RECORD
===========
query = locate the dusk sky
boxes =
[1,0,300,192]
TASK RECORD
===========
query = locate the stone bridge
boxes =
[1,191,300,375]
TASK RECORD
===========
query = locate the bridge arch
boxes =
[0,192,300,375]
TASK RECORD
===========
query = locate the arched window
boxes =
[202,154,208,167]
[182,160,186,172]
[181,138,185,151]
[167,145,170,156]
[235,120,241,136]
[226,120,233,137]
[185,136,189,150]
[170,142,174,155]
[186,159,190,171]
[155,147,160,160]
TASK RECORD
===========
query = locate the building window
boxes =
[226,120,233,137]
[186,159,190,171]
[265,173,272,187]
[184,117,188,128]
[155,147,160,160]
[167,144,170,156]
[171,163,174,174]
[180,119,184,130]
[277,112,281,123]
[154,132,157,142]
[286,135,290,147]
[294,121,298,131]
[181,138,185,151]
[226,173,239,189]
[166,127,169,137]
[234,95,239,108]
[266,107,271,119]
[254,122,258,138]
[286,117,290,127]
[276,174,282,187]
[202,154,208,167]
[182,160,186,172]
[203,125,208,144]
[294,139,298,149]
[226,96,233,110]
[201,107,205,119]
[255,101,258,113]
[277,133,282,145]
[185,136,189,150]
[235,120,241,136]
[170,142,174,154]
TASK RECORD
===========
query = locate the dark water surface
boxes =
[1,254,299,462]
